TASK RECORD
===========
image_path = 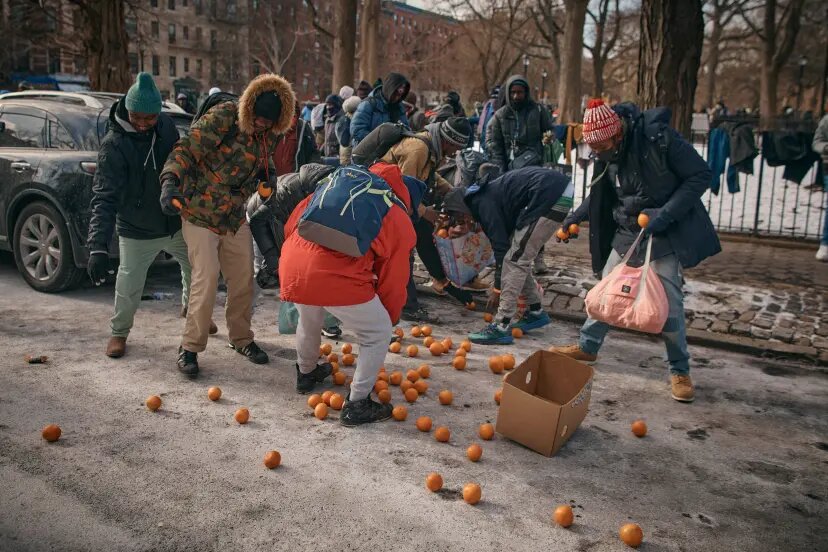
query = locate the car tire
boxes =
[12,201,85,293]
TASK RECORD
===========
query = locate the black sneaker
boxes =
[401,306,441,324]
[229,341,269,364]
[340,397,393,426]
[321,326,342,338]
[177,346,199,377]
[296,362,333,394]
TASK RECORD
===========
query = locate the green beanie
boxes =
[125,72,162,115]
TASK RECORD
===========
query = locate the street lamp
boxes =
[541,69,548,103]
[797,55,808,113]
[523,54,529,76]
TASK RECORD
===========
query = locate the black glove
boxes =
[87,251,113,286]
[444,283,473,306]
[641,208,674,236]
[160,175,185,216]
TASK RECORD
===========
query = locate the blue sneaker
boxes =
[511,310,551,332]
[468,323,514,345]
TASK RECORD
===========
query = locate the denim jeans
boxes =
[579,249,690,375]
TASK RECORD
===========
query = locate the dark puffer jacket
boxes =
[485,74,554,171]
[87,98,180,251]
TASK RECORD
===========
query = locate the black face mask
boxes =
[596,149,618,163]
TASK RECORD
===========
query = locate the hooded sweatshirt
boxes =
[350,73,411,145]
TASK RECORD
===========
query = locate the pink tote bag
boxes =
[584,230,669,334]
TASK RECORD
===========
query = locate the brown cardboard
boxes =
[495,350,594,456]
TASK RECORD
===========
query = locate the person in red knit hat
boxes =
[549,98,721,403]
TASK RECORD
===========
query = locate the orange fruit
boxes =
[426,472,443,492]
[322,390,334,405]
[377,389,392,403]
[342,353,355,366]
[463,483,482,505]
[429,342,444,356]
[637,213,649,228]
[320,343,332,356]
[438,390,453,405]
[568,223,580,236]
[555,228,569,241]
[404,388,419,403]
[421,325,433,337]
[341,343,352,354]
[393,327,404,338]
[333,372,347,385]
[327,352,338,364]
[423,336,435,348]
[314,402,329,420]
[413,380,429,394]
[483,313,493,323]
[479,423,494,440]
[307,394,323,409]
[416,416,433,432]
[466,301,476,310]
[376,371,389,382]
[620,523,644,548]
[407,345,419,357]
[411,326,422,337]
[452,356,466,370]
[466,444,483,462]
[389,342,402,353]
[41,424,61,442]
[234,408,250,424]
[374,380,389,392]
[392,405,408,421]
[553,505,574,527]
[146,395,162,412]
[207,386,222,401]
[631,420,648,438]
[511,327,523,339]
[329,393,345,410]
[501,354,516,370]
[400,380,414,393]
[436,228,449,238]
[441,338,453,350]
[331,364,340,375]
[460,340,472,352]
[494,389,502,404]
[489,356,504,373]
[434,426,450,442]
[406,369,420,383]
[379,366,386,373]
[417,364,431,379]
[264,450,281,469]
[389,371,403,385]
[454,348,467,358]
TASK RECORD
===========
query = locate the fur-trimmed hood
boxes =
[238,73,296,136]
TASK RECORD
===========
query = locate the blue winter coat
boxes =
[350,87,410,145]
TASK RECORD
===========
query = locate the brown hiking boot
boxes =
[106,336,126,358]
[670,374,695,402]
[461,277,491,292]
[547,344,597,362]
[209,320,218,335]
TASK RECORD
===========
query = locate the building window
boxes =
[168,23,176,43]
[210,59,217,81]
[196,59,203,77]
[195,27,202,44]
[126,16,137,37]
[169,56,177,77]
[151,0,158,7]
[183,0,188,6]
[183,26,189,40]
[168,0,175,9]
[151,21,159,39]
[195,0,202,15]
[48,49,61,74]
[129,52,139,74]
[252,60,260,75]
[184,58,189,73]
[210,30,217,49]
[227,0,236,18]
[152,55,160,76]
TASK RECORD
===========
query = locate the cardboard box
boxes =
[495,350,594,457]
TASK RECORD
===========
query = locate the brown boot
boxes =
[547,344,597,362]
[209,320,218,335]
[670,374,695,402]
[106,336,126,358]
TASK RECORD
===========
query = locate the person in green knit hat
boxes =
[87,72,216,359]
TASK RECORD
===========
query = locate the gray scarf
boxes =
[424,122,442,165]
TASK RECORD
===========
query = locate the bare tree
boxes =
[531,0,564,78]
[250,3,304,74]
[359,0,381,84]
[306,0,355,90]
[557,0,589,123]
[701,0,755,109]
[65,0,131,92]
[584,0,621,97]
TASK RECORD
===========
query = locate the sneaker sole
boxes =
[671,393,695,403]
[340,412,393,427]
[469,336,515,345]
[512,318,551,332]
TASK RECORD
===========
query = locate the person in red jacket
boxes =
[279,163,416,426]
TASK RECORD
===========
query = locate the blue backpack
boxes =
[298,165,406,257]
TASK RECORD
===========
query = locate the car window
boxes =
[48,120,77,150]
[0,112,46,148]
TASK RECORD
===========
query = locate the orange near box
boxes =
[495,350,594,456]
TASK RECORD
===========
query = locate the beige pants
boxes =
[181,220,254,353]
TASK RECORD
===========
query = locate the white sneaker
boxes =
[817,244,828,262]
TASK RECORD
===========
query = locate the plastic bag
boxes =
[434,230,495,286]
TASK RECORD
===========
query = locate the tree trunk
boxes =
[704,6,723,109]
[82,0,130,92]
[557,0,589,124]
[592,57,605,97]
[332,0,358,90]
[637,0,703,138]
[359,0,381,84]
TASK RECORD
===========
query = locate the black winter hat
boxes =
[254,91,283,121]
[440,117,471,148]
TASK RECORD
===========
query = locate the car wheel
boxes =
[12,201,85,293]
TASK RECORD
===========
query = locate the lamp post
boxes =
[523,54,529,76]
[796,55,808,114]
[541,69,548,103]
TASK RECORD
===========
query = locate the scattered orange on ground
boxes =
[264,450,281,469]
[331,364,339,375]
[453,356,467,370]
[327,353,338,364]
[314,403,328,420]
[483,313,494,323]
[342,353,355,366]
[389,371,403,385]
[423,336,435,348]
[320,343,332,356]
[489,356,504,373]
[511,327,523,339]
[466,444,483,462]
[234,408,250,424]
[466,301,476,310]
[429,342,444,356]
[416,416,433,432]
[406,369,420,383]
[404,388,419,403]
[620,523,644,548]
[394,327,404,338]
[392,405,408,421]
[389,342,401,353]
[479,423,495,440]
[461,340,472,352]
[411,326,422,337]
[146,395,162,412]
[417,364,431,378]
[377,389,392,403]
[463,483,482,505]
[307,394,323,409]
[407,345,419,358]
[374,380,389,392]
[501,354,516,370]
[322,390,334,405]
[333,372,347,385]
[421,325,433,337]
[631,420,648,438]
[414,380,429,394]
[637,213,649,228]
[426,472,443,492]
[494,389,502,404]
[441,338,453,350]
[329,393,345,410]
[400,380,414,393]
[376,371,389,382]
[438,390,453,405]
[41,424,61,442]
[434,426,450,442]
[454,348,467,358]
[341,343,353,354]
[553,505,574,527]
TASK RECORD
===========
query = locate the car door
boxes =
[0,107,47,249]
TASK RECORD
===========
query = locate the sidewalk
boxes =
[415,236,828,364]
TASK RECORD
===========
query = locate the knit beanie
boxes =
[339,85,354,100]
[343,95,361,115]
[582,98,622,145]
[356,80,372,97]
[439,117,471,148]
[254,91,283,121]
[325,94,343,110]
[125,72,162,114]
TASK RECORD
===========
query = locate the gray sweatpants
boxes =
[295,296,391,402]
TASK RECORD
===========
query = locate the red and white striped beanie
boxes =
[582,98,621,145]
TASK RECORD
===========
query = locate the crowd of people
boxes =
[86,68,722,426]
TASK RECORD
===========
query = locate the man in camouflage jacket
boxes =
[160,73,296,377]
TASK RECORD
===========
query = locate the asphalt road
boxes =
[0,257,826,552]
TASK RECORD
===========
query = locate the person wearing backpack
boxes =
[278,164,416,425]
[159,73,296,377]
[350,72,411,146]
[322,94,344,159]
[548,99,720,403]
[477,86,500,146]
